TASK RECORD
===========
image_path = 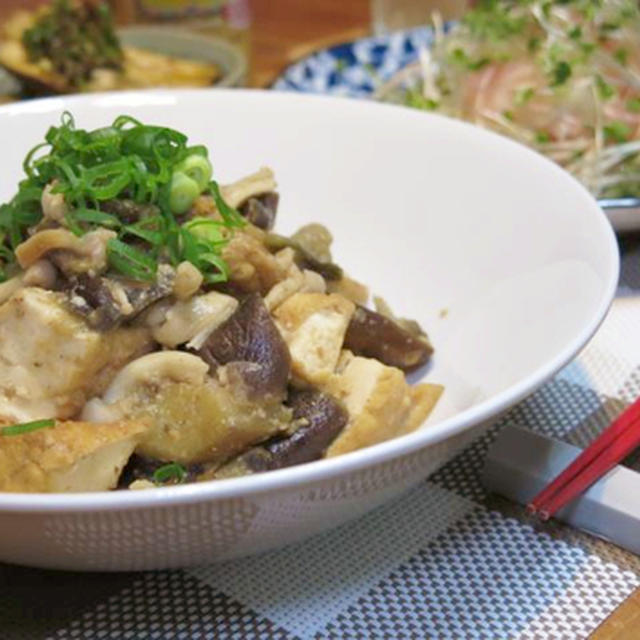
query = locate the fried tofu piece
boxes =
[326,274,369,305]
[84,351,292,465]
[274,292,355,385]
[132,380,292,464]
[0,287,152,422]
[264,262,326,311]
[222,230,286,294]
[149,290,238,349]
[324,353,442,457]
[0,419,148,493]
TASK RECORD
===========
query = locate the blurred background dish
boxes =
[118,26,246,88]
[376,1,640,202]
[111,0,250,59]
[0,68,21,104]
[0,0,247,96]
[272,26,435,98]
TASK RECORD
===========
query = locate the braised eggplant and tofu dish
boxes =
[0,114,442,492]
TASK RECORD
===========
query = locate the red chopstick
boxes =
[527,396,640,520]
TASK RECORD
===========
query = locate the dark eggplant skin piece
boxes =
[264,388,348,469]
[216,388,348,476]
[65,264,174,330]
[196,292,291,398]
[66,274,124,330]
[238,193,279,230]
[263,233,343,281]
[100,199,160,224]
[344,305,433,372]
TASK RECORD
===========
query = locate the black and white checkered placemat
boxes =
[2,238,640,640]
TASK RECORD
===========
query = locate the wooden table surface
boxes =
[249,0,370,87]
[0,1,638,636]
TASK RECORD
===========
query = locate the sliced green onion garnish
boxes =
[183,217,228,245]
[107,238,157,281]
[1,419,56,436]
[169,171,200,215]
[64,210,84,237]
[112,114,142,130]
[0,112,244,284]
[121,216,165,246]
[209,180,245,228]
[73,208,122,229]
[200,252,230,283]
[175,154,213,192]
[153,462,187,485]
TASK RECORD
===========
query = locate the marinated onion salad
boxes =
[380,0,640,198]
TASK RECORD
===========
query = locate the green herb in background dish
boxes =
[614,48,629,65]
[406,89,439,110]
[604,121,632,143]
[568,26,582,40]
[1,419,56,436]
[626,98,640,113]
[462,0,526,40]
[550,60,571,87]
[535,131,552,144]
[514,87,534,106]
[0,112,245,283]
[22,0,122,89]
[450,48,490,71]
[527,36,541,53]
[153,462,187,485]
[595,75,615,100]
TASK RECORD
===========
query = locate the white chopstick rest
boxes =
[482,426,640,555]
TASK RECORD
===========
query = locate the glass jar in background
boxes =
[371,0,468,35]
[109,0,250,73]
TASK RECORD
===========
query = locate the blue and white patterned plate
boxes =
[272,27,434,98]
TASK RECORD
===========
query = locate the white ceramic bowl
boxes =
[0,90,618,571]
